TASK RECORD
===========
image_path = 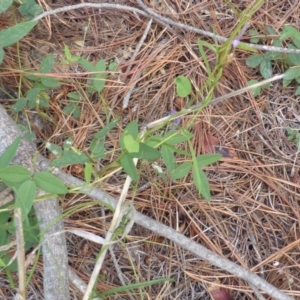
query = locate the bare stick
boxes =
[136,0,300,54]
[0,106,70,300]
[144,74,285,130]
[15,208,26,300]
[32,2,300,55]
[45,166,293,300]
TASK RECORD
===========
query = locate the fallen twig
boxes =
[32,2,300,54]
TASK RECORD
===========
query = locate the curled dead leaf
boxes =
[210,288,233,300]
[174,97,184,110]
[207,280,233,300]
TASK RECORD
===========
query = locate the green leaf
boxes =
[287,44,300,65]
[39,54,55,73]
[123,135,139,153]
[67,91,81,100]
[129,143,161,160]
[90,138,103,154]
[90,149,105,160]
[0,137,21,169]
[161,144,175,172]
[90,138,105,159]
[174,76,192,97]
[45,142,62,156]
[1,255,17,271]
[264,51,282,61]
[197,38,216,53]
[63,44,80,62]
[23,223,39,244]
[0,0,13,14]
[18,0,42,19]
[284,68,300,81]
[293,36,300,49]
[248,79,261,96]
[14,180,36,216]
[164,130,193,145]
[197,38,212,76]
[124,121,138,138]
[95,59,106,72]
[260,59,272,79]
[95,117,120,139]
[13,97,28,113]
[146,136,163,148]
[63,44,72,60]
[283,77,293,88]
[248,29,260,44]
[280,25,297,41]
[41,77,60,88]
[295,86,300,96]
[273,39,281,48]
[91,59,107,92]
[26,88,41,104]
[192,166,211,201]
[266,25,276,35]
[108,61,118,71]
[120,121,138,149]
[286,127,296,140]
[52,150,90,167]
[63,138,73,150]
[79,57,95,72]
[92,76,106,92]
[38,96,50,108]
[33,172,68,194]
[84,163,92,184]
[0,47,4,64]
[0,21,37,47]
[251,50,266,65]
[25,71,39,81]
[0,166,31,184]
[171,162,192,180]
[0,210,9,225]
[63,104,81,118]
[196,154,222,167]
[120,153,137,181]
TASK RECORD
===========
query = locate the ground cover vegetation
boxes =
[0,0,300,299]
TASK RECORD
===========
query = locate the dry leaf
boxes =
[203,133,236,158]
[207,280,233,300]
[174,97,184,110]
[210,288,233,300]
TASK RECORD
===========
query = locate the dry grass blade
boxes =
[14,208,26,300]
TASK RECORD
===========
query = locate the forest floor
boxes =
[1,1,300,299]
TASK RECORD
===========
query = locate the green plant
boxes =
[0,0,42,65]
[14,54,61,112]
[60,44,118,118]
[286,127,300,150]
[0,137,68,271]
[246,25,300,96]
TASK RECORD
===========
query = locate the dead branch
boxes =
[0,105,70,300]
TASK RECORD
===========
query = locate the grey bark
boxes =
[0,105,70,300]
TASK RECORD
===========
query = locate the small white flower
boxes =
[273,261,280,267]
